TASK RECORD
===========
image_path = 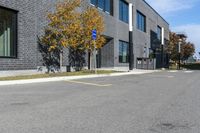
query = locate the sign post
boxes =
[92,29,97,74]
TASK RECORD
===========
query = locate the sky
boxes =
[145,0,200,58]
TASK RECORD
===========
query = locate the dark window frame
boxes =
[119,40,129,63]
[0,6,18,59]
[137,10,146,32]
[90,0,113,16]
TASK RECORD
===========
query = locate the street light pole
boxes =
[129,3,134,71]
[176,33,187,70]
[178,40,181,70]
[161,27,165,69]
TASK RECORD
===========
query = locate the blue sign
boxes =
[92,29,97,40]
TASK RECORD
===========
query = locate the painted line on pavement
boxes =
[147,75,175,78]
[168,70,178,73]
[184,71,194,73]
[167,76,175,78]
[66,80,112,87]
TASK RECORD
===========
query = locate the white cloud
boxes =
[145,0,198,14]
[172,24,200,57]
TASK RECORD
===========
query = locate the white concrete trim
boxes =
[0,70,159,86]
[129,3,133,31]
[161,27,164,45]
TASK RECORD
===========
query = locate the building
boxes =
[0,0,169,71]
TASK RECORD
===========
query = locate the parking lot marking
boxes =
[184,71,194,73]
[66,80,112,87]
[168,70,178,73]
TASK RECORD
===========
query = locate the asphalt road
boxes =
[0,70,199,133]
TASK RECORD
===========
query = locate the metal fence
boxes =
[136,58,156,70]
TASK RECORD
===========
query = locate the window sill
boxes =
[90,3,95,7]
[97,7,103,11]
[136,28,147,33]
[0,56,17,59]
[119,19,129,25]
[105,11,110,15]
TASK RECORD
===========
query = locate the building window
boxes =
[90,0,113,15]
[157,26,161,41]
[90,0,97,5]
[105,0,111,13]
[0,7,17,58]
[119,40,129,63]
[98,0,104,9]
[137,11,146,32]
[119,0,129,23]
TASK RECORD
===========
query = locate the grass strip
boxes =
[0,70,118,81]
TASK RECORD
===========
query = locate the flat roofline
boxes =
[142,0,169,25]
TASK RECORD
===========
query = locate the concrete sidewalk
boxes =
[0,69,159,86]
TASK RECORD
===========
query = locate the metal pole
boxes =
[161,44,164,69]
[178,42,181,70]
[161,27,165,69]
[129,32,134,70]
[129,3,134,70]
[93,40,97,74]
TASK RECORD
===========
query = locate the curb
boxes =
[0,70,158,86]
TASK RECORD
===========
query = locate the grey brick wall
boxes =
[0,0,38,70]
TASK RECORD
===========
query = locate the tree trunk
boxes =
[88,51,91,70]
[60,51,63,72]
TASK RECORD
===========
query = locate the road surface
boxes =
[0,70,199,133]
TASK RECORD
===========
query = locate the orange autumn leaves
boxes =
[167,32,195,61]
[81,7,105,50]
[41,0,105,52]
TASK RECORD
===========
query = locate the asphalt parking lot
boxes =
[0,70,199,133]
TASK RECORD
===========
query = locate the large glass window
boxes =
[105,0,111,13]
[119,0,129,23]
[119,40,129,63]
[137,11,146,32]
[98,0,104,9]
[157,26,161,41]
[90,0,97,5]
[90,0,113,15]
[0,7,17,58]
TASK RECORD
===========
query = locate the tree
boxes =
[167,32,195,62]
[40,0,82,71]
[80,7,106,70]
[182,42,195,61]
[38,36,60,73]
[40,0,105,72]
[68,46,86,71]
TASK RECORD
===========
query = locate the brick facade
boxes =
[0,0,169,70]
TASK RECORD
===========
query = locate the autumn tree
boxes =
[40,0,82,72]
[182,42,195,61]
[40,0,105,72]
[167,32,195,62]
[81,7,106,70]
